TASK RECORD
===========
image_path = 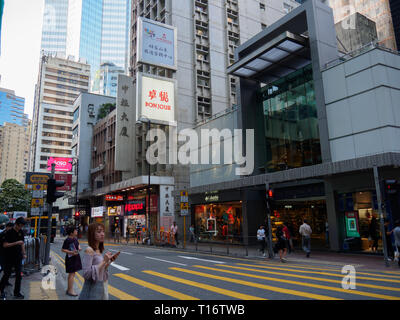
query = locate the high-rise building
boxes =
[65,0,131,86]
[41,0,69,56]
[92,62,125,97]
[0,0,4,55]
[29,54,90,173]
[324,0,397,51]
[0,121,31,184]
[0,87,28,127]
[389,0,400,50]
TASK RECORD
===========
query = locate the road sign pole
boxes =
[265,183,274,259]
[373,166,390,267]
[44,163,55,266]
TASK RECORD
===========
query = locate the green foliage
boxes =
[97,103,116,120]
[0,179,31,213]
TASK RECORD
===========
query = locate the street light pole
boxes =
[146,119,151,242]
[74,158,79,227]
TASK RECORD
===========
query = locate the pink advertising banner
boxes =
[47,157,72,172]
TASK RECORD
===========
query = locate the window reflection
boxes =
[261,64,322,172]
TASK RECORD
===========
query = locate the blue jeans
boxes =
[302,236,311,254]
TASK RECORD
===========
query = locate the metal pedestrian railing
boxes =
[23,235,47,273]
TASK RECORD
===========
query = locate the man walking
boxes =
[0,217,27,299]
[171,222,179,246]
[299,219,312,258]
[257,225,266,257]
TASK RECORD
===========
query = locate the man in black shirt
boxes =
[0,217,26,300]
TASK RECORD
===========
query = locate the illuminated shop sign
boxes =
[47,157,72,172]
[108,206,122,216]
[91,206,105,218]
[124,201,146,216]
[105,195,124,201]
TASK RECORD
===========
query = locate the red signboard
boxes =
[105,195,124,201]
[54,174,72,191]
[124,201,146,216]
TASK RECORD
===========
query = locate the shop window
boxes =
[194,202,243,243]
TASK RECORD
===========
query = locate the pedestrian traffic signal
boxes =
[266,189,274,199]
[266,188,274,213]
[74,211,80,220]
[384,180,399,195]
[46,178,65,204]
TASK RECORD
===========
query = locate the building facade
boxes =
[324,0,397,51]
[29,54,90,173]
[188,0,400,253]
[0,121,31,184]
[0,87,28,127]
[41,0,69,56]
[92,62,125,97]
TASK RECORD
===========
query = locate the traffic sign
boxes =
[30,207,40,216]
[31,198,44,208]
[180,190,189,216]
[32,190,44,198]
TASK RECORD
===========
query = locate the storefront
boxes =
[337,190,380,252]
[123,199,146,236]
[190,190,244,243]
[107,205,123,237]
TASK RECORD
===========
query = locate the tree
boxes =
[0,179,31,213]
[97,103,116,120]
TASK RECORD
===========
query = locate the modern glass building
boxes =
[0,0,4,55]
[92,62,125,97]
[41,0,69,56]
[0,87,28,127]
[66,0,130,88]
[261,64,321,172]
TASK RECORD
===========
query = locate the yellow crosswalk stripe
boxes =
[190,265,400,300]
[255,261,400,279]
[51,251,138,300]
[169,267,341,300]
[114,273,199,300]
[218,264,400,294]
[143,270,266,300]
[237,263,400,284]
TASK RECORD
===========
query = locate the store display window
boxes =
[194,202,243,243]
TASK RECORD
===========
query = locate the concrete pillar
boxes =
[324,180,340,251]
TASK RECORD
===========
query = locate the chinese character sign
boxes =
[139,74,175,124]
[139,18,176,69]
[160,185,174,231]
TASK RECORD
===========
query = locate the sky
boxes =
[0,0,44,120]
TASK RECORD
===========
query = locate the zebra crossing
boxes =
[50,250,400,300]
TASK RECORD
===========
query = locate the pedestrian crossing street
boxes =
[50,251,400,300]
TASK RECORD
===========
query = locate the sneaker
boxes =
[263,253,266,257]
[0,292,6,300]
[13,293,24,300]
[280,258,287,263]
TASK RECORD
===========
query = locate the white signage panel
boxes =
[137,17,177,70]
[137,73,176,125]
[160,185,174,231]
[91,206,105,218]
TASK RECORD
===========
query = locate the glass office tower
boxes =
[41,0,69,56]
[0,88,28,127]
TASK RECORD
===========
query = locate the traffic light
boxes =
[74,211,80,220]
[266,189,274,213]
[383,180,399,195]
[46,178,65,204]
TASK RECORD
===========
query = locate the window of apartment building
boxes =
[43,116,73,124]
[260,3,265,11]
[73,107,80,123]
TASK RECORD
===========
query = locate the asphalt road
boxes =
[49,239,400,300]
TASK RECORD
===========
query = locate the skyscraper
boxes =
[0,87,28,127]
[41,0,69,56]
[65,0,131,86]
[92,62,125,97]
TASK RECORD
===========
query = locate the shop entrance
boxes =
[273,198,328,250]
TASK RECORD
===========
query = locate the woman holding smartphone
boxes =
[61,226,82,297]
[79,223,119,300]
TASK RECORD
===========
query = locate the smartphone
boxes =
[110,251,120,262]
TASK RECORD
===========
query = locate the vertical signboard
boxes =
[180,190,189,216]
[115,74,136,171]
[160,185,174,231]
[345,211,360,238]
[137,17,177,70]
